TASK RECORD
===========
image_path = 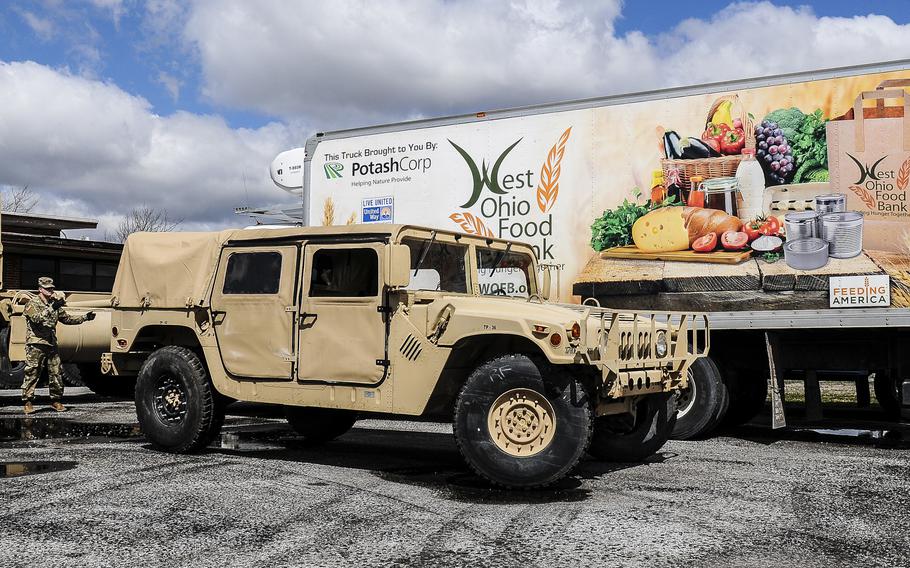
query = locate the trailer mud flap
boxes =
[765,332,786,429]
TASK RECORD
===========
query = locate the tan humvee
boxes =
[105,224,708,488]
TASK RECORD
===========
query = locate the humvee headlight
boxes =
[569,322,581,340]
[550,333,562,347]
[655,331,668,358]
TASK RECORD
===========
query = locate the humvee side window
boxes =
[223,252,282,294]
[401,237,467,293]
[309,248,378,297]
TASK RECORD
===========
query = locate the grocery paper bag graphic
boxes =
[827,88,910,251]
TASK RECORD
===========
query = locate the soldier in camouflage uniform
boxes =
[22,277,96,414]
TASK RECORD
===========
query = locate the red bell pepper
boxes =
[720,127,746,155]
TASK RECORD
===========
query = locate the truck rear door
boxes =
[297,242,386,384]
[210,245,299,379]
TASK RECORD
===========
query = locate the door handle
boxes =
[299,312,317,328]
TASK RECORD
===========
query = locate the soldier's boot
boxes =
[23,401,35,415]
[50,401,67,413]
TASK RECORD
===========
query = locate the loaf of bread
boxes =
[632,207,742,252]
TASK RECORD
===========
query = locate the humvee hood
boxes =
[438,295,585,325]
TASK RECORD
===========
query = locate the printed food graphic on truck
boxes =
[301,63,910,308]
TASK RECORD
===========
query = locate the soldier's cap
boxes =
[38,276,55,290]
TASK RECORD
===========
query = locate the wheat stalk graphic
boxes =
[449,212,494,237]
[848,185,876,210]
[536,127,572,213]
[322,197,336,226]
[897,156,910,191]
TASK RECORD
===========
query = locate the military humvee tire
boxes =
[135,346,225,453]
[671,357,728,440]
[0,327,25,388]
[589,392,676,462]
[874,371,901,418]
[285,407,358,442]
[453,354,592,489]
[77,363,136,398]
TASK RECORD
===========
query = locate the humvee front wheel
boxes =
[285,407,358,443]
[135,346,225,453]
[453,354,592,489]
[588,392,676,462]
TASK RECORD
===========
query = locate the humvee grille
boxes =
[400,335,423,361]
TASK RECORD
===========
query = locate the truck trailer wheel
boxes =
[671,356,728,440]
[874,371,902,418]
[135,346,225,453]
[285,407,358,442]
[588,392,676,462]
[453,354,592,489]
[720,365,768,426]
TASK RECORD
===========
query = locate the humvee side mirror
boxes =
[539,263,559,302]
[385,244,411,289]
[540,265,552,301]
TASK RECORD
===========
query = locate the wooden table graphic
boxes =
[573,249,910,311]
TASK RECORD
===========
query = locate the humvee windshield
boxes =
[401,237,535,297]
[476,246,534,298]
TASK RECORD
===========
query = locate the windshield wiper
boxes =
[413,230,437,277]
[489,243,512,276]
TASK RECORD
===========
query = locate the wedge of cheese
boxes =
[631,207,689,252]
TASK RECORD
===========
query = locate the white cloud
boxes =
[157,71,181,101]
[17,10,55,41]
[183,0,910,129]
[185,0,627,126]
[0,61,299,238]
[86,0,125,28]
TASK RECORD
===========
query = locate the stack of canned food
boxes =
[782,194,864,270]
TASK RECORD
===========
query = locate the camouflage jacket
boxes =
[24,295,88,347]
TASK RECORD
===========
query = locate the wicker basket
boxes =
[661,94,755,190]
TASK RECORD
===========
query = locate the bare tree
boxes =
[1,186,38,213]
[112,206,182,242]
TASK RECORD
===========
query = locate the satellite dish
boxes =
[269,147,307,195]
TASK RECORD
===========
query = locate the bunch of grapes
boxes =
[754,119,794,185]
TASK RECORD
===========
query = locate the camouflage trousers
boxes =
[22,344,64,402]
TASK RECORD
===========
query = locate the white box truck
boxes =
[265,59,910,439]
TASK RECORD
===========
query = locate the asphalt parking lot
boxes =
[1,388,909,568]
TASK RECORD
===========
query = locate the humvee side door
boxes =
[210,246,299,379]
[297,242,386,384]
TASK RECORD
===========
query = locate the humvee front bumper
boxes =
[584,309,709,399]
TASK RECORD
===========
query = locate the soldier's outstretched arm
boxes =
[57,308,89,325]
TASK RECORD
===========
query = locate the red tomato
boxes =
[760,216,780,236]
[743,220,763,242]
[721,230,749,250]
[692,232,718,252]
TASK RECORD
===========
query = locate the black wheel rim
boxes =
[153,374,187,424]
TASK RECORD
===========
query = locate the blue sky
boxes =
[0,1,908,234]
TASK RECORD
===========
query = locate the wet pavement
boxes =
[1,388,909,568]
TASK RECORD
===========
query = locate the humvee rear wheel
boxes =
[135,346,225,453]
[588,392,676,462]
[454,354,592,489]
[284,407,358,443]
